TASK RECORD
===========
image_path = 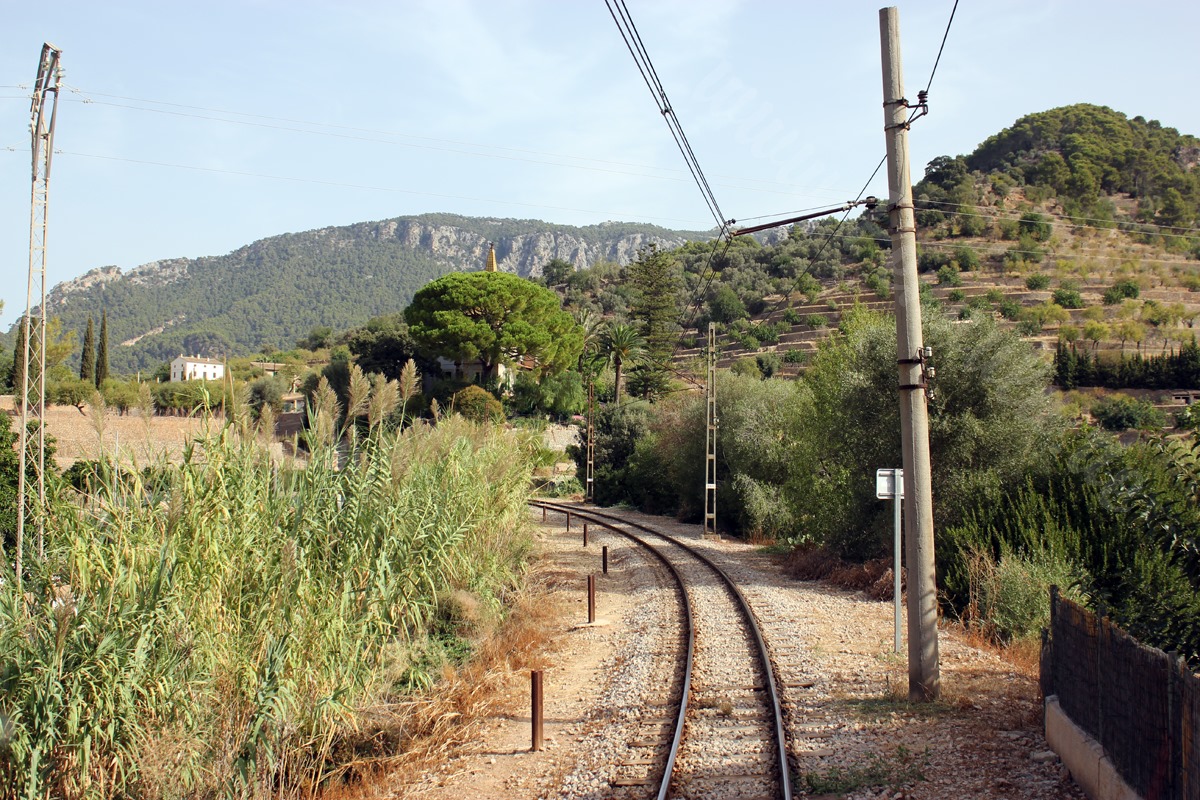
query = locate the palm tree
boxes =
[604,323,645,406]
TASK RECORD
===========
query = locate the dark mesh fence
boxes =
[1182,663,1200,800]
[1044,588,1198,800]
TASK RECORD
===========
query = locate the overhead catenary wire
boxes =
[603,0,729,234]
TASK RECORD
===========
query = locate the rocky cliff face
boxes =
[34,213,706,371]
[314,216,695,277]
[46,214,700,311]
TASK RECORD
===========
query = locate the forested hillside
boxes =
[17,214,702,374]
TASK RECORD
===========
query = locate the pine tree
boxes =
[625,244,680,399]
[95,310,109,387]
[80,316,95,383]
[11,318,26,396]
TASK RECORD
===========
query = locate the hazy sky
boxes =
[2,1,1198,328]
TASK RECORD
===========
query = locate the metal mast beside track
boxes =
[703,323,717,538]
[15,43,63,590]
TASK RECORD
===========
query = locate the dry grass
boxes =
[784,545,902,601]
[1,396,211,469]
[317,569,560,799]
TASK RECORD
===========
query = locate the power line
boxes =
[922,0,960,96]
[917,198,1200,240]
[752,155,888,326]
[603,0,729,233]
[50,84,857,207]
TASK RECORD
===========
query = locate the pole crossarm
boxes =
[729,197,878,238]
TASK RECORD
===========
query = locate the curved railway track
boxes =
[532,500,793,800]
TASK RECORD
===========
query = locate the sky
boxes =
[2,0,1199,329]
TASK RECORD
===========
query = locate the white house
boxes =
[170,355,225,382]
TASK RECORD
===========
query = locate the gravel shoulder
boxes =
[390,504,1086,800]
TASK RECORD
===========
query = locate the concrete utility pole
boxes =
[703,323,718,538]
[16,43,62,590]
[879,7,939,701]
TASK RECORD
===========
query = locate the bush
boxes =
[782,307,802,325]
[756,352,782,378]
[1090,394,1166,431]
[1176,403,1200,431]
[1018,212,1052,242]
[806,314,828,329]
[948,289,966,303]
[731,358,761,378]
[1052,288,1085,309]
[1102,279,1141,305]
[451,385,505,423]
[953,245,981,271]
[936,264,962,286]
[961,544,1082,642]
[1024,273,1051,291]
[998,299,1023,320]
[782,348,807,364]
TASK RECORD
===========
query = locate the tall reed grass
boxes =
[0,377,539,798]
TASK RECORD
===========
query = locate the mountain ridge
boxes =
[33,213,707,373]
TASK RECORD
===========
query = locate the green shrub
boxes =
[756,352,782,378]
[1018,212,1052,242]
[806,314,829,329]
[451,384,505,423]
[782,348,807,364]
[1103,279,1141,305]
[962,544,1083,642]
[948,289,966,303]
[1025,273,1051,291]
[782,307,802,325]
[731,358,761,378]
[1091,394,1166,431]
[953,245,981,271]
[998,299,1023,320]
[936,264,962,286]
[1052,288,1085,309]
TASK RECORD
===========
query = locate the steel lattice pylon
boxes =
[704,323,717,538]
[15,43,62,588]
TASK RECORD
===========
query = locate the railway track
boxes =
[532,500,793,800]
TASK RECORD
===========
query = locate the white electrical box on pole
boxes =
[703,322,718,538]
[16,43,63,590]
[879,7,939,701]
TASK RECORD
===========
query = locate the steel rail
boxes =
[533,500,793,800]
[531,500,694,800]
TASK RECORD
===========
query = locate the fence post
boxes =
[531,669,543,752]
[1167,651,1180,800]
[1049,585,1059,699]
[1097,609,1106,753]
[1040,627,1052,701]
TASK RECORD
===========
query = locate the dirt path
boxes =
[386,507,1084,800]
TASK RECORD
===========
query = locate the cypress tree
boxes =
[80,317,95,383]
[11,318,26,396]
[95,310,109,387]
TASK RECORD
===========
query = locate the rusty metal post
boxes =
[602,545,609,574]
[583,522,588,547]
[531,670,544,751]
[566,511,571,531]
[587,575,596,623]
[542,506,546,522]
